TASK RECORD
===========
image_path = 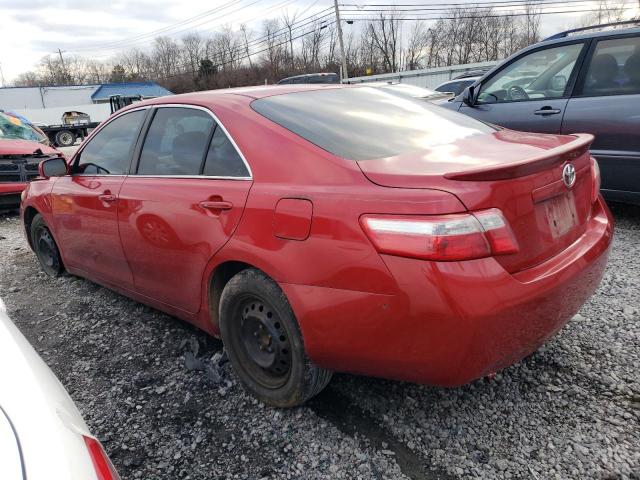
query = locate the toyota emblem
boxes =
[562,163,576,189]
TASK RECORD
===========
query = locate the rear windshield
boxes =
[251,87,495,160]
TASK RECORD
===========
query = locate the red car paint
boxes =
[20,85,613,386]
[0,139,62,199]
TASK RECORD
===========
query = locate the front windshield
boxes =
[0,111,47,143]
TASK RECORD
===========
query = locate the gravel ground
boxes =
[0,203,638,480]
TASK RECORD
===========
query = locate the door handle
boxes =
[534,107,561,116]
[199,200,233,210]
[98,194,117,203]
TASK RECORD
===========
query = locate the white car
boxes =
[358,82,454,102]
[434,76,482,96]
[0,298,120,480]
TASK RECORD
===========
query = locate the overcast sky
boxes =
[0,0,633,84]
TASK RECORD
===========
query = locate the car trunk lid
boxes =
[357,130,595,273]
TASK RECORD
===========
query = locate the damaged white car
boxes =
[0,298,120,480]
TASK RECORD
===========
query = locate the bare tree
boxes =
[152,36,181,77]
[301,19,326,70]
[282,11,298,69]
[369,13,401,73]
[262,19,286,77]
[11,5,543,89]
[579,0,629,26]
[239,24,254,69]
[182,32,204,74]
[404,21,428,70]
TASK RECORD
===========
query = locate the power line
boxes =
[71,0,250,52]
[342,2,623,11]
[73,0,301,53]
[339,0,634,16]
[224,9,334,53]
[171,9,334,72]
[155,19,337,81]
[123,8,335,74]
[341,7,633,21]
[342,0,614,5]
[340,0,634,11]
[75,1,331,57]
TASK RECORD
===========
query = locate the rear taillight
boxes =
[83,436,120,480]
[360,209,518,261]
[591,156,601,204]
[473,208,519,255]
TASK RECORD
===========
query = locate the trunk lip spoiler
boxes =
[444,133,594,181]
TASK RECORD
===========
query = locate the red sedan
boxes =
[21,85,613,407]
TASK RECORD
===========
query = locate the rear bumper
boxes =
[283,197,613,386]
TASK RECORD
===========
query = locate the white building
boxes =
[0,82,172,125]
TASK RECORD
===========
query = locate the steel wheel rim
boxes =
[233,296,292,389]
[36,227,59,271]
[59,132,73,145]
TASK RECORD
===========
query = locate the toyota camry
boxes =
[21,85,613,407]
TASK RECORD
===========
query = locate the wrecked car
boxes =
[1,113,64,209]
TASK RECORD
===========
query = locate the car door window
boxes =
[75,110,146,175]
[203,126,250,177]
[581,36,640,96]
[477,43,584,104]
[137,107,215,176]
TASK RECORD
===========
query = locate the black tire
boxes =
[219,269,332,407]
[30,214,64,276]
[55,130,76,147]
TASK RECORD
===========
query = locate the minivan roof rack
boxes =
[544,19,640,41]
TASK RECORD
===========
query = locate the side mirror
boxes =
[462,85,477,107]
[39,157,68,178]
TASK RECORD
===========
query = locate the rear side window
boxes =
[76,110,145,175]
[582,36,640,96]
[308,75,338,84]
[203,127,249,177]
[137,107,214,175]
[252,88,495,161]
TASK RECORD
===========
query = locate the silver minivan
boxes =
[442,22,640,205]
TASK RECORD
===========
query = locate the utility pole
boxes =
[56,48,69,84]
[333,0,349,82]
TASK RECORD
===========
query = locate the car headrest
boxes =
[624,52,640,81]
[590,53,618,81]
[173,131,208,154]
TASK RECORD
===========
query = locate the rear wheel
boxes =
[55,130,76,147]
[30,214,64,276]
[219,269,332,407]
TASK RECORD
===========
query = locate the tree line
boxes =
[12,4,618,92]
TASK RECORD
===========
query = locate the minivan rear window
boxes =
[251,88,495,161]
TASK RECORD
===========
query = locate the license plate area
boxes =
[544,192,578,239]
